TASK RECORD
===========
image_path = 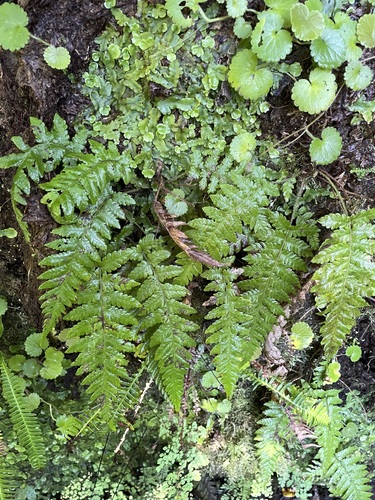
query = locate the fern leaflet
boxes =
[0,356,46,469]
[312,209,375,358]
[39,189,134,335]
[129,235,197,410]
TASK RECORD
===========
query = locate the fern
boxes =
[326,447,372,500]
[239,211,312,352]
[39,189,134,335]
[0,356,45,469]
[129,235,198,410]
[252,401,290,495]
[0,114,87,240]
[203,267,253,396]
[62,269,140,407]
[312,209,375,358]
[40,139,137,222]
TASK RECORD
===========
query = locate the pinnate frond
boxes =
[312,209,375,358]
[0,356,45,469]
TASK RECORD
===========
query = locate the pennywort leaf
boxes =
[230,132,256,162]
[357,13,375,48]
[226,0,247,18]
[291,3,325,41]
[251,11,293,62]
[310,28,346,69]
[309,127,342,165]
[264,0,298,26]
[290,322,314,350]
[228,49,274,100]
[344,61,373,91]
[0,2,30,51]
[233,17,252,39]
[165,189,188,216]
[292,69,337,114]
[43,46,71,70]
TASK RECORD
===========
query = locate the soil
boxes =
[0,1,375,499]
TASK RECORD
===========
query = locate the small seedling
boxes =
[0,2,70,70]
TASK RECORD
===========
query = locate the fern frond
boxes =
[312,209,375,358]
[326,447,372,500]
[0,356,46,469]
[240,212,312,352]
[0,114,87,240]
[203,267,253,396]
[62,269,140,406]
[39,189,134,334]
[40,141,136,222]
[130,235,197,410]
[252,401,290,494]
[188,166,279,259]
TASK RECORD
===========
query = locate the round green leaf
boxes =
[27,393,41,411]
[357,14,375,48]
[291,68,337,114]
[25,332,49,357]
[108,43,121,59]
[228,49,274,100]
[346,345,362,362]
[310,28,346,69]
[165,188,188,216]
[233,17,252,39]
[43,46,71,70]
[0,297,8,316]
[251,11,293,62]
[264,0,299,26]
[8,354,26,372]
[40,347,64,380]
[326,361,341,383]
[0,228,17,238]
[230,132,257,162]
[0,2,30,51]
[291,3,324,41]
[344,61,373,91]
[22,359,41,378]
[290,322,314,350]
[310,127,342,165]
[201,371,221,389]
[226,0,247,18]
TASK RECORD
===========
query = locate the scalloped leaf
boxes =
[309,127,342,165]
[228,49,274,100]
[165,189,188,217]
[346,345,362,362]
[290,322,314,350]
[291,3,324,41]
[25,332,49,357]
[344,61,373,91]
[0,3,30,51]
[43,46,71,70]
[326,361,341,382]
[310,28,346,69]
[357,13,375,48]
[40,347,64,380]
[291,69,337,114]
[226,0,247,18]
[230,132,256,162]
[264,0,299,26]
[251,11,293,62]
[233,17,252,39]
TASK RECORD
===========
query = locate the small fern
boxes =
[129,235,198,410]
[0,356,45,469]
[39,189,134,335]
[312,209,375,358]
[203,267,253,397]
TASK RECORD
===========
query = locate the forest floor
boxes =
[0,0,375,498]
